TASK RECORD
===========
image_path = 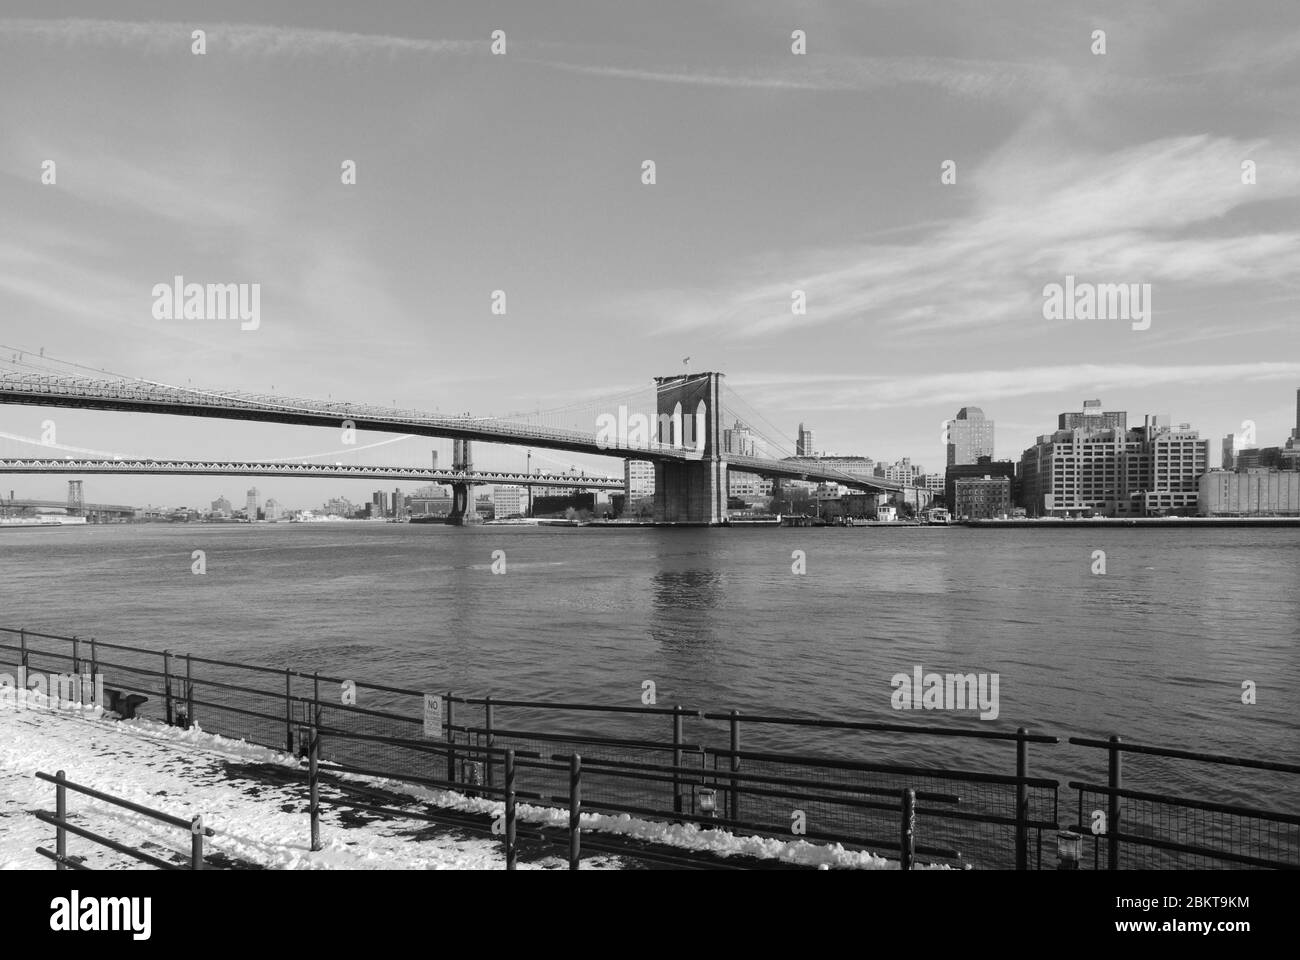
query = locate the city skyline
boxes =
[2,2,1299,505]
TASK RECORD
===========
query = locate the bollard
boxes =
[190,816,205,870]
[55,770,67,871]
[569,754,582,870]
[504,748,517,871]
[900,787,916,871]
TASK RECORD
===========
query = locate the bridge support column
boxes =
[652,372,728,525]
[448,438,479,525]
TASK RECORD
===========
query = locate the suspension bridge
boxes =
[0,349,919,524]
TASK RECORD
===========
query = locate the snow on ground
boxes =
[1,692,900,870]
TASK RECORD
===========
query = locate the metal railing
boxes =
[1067,736,1300,870]
[0,625,1061,869]
[33,769,214,870]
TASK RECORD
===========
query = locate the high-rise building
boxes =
[724,420,757,457]
[796,423,815,457]
[947,407,995,466]
[393,488,406,520]
[1058,399,1127,434]
[1222,435,1236,470]
[264,498,283,521]
[245,487,259,519]
[210,495,232,517]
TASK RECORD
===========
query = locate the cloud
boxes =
[0,18,479,60]
[734,362,1300,411]
[645,133,1300,338]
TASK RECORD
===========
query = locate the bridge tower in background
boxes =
[448,438,479,526]
[653,372,728,525]
[66,479,84,517]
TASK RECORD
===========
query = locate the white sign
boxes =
[423,694,444,737]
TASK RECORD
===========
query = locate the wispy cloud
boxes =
[735,362,1300,411]
[640,132,1300,339]
[0,18,479,60]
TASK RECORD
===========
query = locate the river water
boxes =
[2,522,1297,856]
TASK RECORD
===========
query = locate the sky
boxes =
[1,1,1299,509]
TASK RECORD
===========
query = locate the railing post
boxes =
[309,710,321,852]
[446,692,456,784]
[284,669,294,753]
[1015,727,1028,871]
[484,696,495,788]
[19,628,28,672]
[89,637,98,704]
[504,748,517,871]
[190,816,204,870]
[672,705,683,815]
[71,635,80,680]
[185,655,194,728]
[163,649,173,725]
[900,787,915,871]
[55,769,67,871]
[569,754,582,870]
[1108,735,1122,870]
[729,709,741,823]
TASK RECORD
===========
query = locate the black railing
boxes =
[1067,736,1300,870]
[32,769,214,870]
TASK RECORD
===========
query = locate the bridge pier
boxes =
[652,372,728,525]
[447,438,479,526]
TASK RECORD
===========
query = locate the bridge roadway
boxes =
[0,458,623,489]
[0,373,909,493]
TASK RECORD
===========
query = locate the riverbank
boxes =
[962,517,1300,528]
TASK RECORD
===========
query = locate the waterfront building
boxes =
[947,407,995,466]
[210,495,232,518]
[728,471,774,499]
[1019,411,1209,517]
[493,485,526,519]
[945,457,1016,509]
[1200,469,1300,516]
[393,488,407,520]
[264,498,283,521]
[954,476,1012,519]
[245,487,260,519]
